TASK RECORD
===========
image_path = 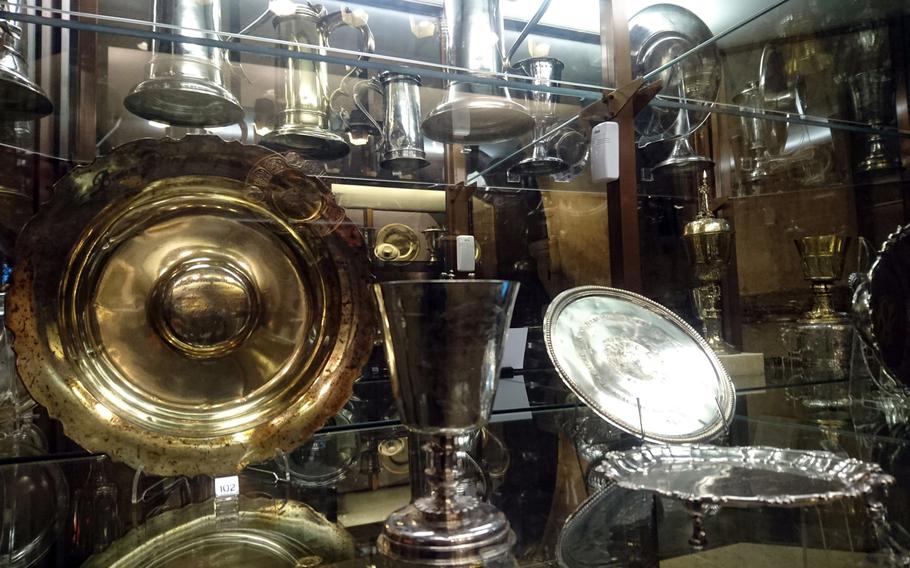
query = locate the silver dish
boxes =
[591,445,894,508]
[629,4,720,147]
[543,286,734,444]
[83,497,355,567]
[853,224,910,390]
[557,483,655,568]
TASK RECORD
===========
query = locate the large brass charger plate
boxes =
[6,136,374,476]
[83,497,355,567]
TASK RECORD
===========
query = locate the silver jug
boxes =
[421,0,533,145]
[354,71,429,172]
[262,4,374,160]
[0,0,53,120]
[508,56,568,176]
[124,0,243,127]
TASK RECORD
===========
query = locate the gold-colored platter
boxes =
[83,497,355,567]
[374,223,420,261]
[7,136,374,476]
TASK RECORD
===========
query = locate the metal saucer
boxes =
[630,4,720,147]
[7,136,375,476]
[83,497,355,568]
[557,483,655,568]
[853,224,910,390]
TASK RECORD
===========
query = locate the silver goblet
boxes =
[373,280,520,567]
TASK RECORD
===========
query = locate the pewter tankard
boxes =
[124,0,243,127]
[262,3,374,159]
[0,0,53,119]
[421,0,533,145]
[354,71,429,172]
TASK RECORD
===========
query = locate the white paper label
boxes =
[214,475,240,498]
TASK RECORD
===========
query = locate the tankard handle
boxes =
[352,78,384,143]
[323,7,376,58]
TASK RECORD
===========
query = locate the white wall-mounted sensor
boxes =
[590,121,619,183]
[455,235,476,272]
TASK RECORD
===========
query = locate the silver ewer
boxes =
[354,71,430,172]
[123,0,243,127]
[263,4,374,159]
[0,0,53,119]
[508,56,568,176]
[374,280,519,567]
[421,0,533,144]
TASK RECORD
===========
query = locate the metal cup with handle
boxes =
[353,71,429,172]
[124,0,243,128]
[262,3,374,160]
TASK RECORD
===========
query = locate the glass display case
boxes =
[0,0,909,566]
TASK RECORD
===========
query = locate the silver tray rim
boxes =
[589,444,895,508]
[543,285,735,444]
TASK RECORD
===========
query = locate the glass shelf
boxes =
[1,398,908,566]
[1,0,908,192]
[0,1,605,190]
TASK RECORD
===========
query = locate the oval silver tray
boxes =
[543,286,734,444]
[590,445,894,508]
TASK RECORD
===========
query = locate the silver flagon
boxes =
[421,0,533,145]
[124,0,243,127]
[0,0,53,119]
[262,4,374,159]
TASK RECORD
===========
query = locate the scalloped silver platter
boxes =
[591,445,894,508]
[859,224,910,389]
[543,286,734,444]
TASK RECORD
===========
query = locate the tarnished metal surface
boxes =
[6,136,374,476]
[83,497,355,568]
[543,286,734,444]
[591,445,894,508]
